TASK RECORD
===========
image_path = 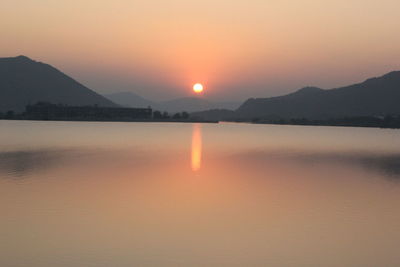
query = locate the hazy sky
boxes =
[2,0,400,101]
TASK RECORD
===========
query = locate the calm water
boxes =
[1,120,400,267]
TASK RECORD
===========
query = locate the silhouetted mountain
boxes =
[105,92,155,108]
[0,56,117,112]
[191,109,237,121]
[236,71,400,119]
[105,92,241,113]
[156,97,213,113]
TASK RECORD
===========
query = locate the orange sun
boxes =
[193,83,204,93]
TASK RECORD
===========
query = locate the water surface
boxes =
[1,120,400,266]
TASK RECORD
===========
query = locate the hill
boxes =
[191,109,237,121]
[236,71,400,120]
[105,92,241,113]
[105,92,154,108]
[0,56,117,112]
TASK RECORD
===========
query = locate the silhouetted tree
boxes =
[172,113,182,119]
[162,111,170,119]
[153,110,162,119]
[181,112,189,119]
[5,110,14,119]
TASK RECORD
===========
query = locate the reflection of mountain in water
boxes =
[0,149,83,179]
[298,152,400,179]
[1,148,399,181]
[0,148,152,180]
[364,156,400,177]
[232,150,400,180]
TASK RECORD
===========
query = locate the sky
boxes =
[1,0,400,101]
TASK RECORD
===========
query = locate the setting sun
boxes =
[193,83,204,93]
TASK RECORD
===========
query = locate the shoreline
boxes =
[2,117,400,129]
[0,118,219,124]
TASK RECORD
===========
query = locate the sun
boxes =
[193,83,204,93]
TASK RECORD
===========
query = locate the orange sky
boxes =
[1,0,400,100]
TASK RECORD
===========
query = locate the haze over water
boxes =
[1,120,400,266]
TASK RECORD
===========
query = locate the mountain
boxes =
[191,109,237,121]
[105,92,241,113]
[235,71,400,120]
[156,97,215,113]
[0,56,117,112]
[105,92,155,108]
[157,98,240,113]
[193,71,400,121]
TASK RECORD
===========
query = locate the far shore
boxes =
[2,117,400,129]
[0,118,219,124]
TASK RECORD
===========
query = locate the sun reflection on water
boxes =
[191,124,202,171]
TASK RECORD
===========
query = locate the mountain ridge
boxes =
[236,70,400,119]
[0,55,117,112]
[2,55,399,119]
[105,92,241,113]
[193,71,400,120]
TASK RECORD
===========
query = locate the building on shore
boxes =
[25,102,152,121]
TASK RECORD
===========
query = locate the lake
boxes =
[1,120,400,266]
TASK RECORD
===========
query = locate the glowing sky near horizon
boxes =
[1,0,400,100]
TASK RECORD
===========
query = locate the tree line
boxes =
[250,115,400,129]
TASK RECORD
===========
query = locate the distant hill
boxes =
[191,109,237,121]
[105,92,241,113]
[194,71,400,120]
[105,92,155,108]
[0,56,117,112]
[237,71,400,119]
[157,97,240,113]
